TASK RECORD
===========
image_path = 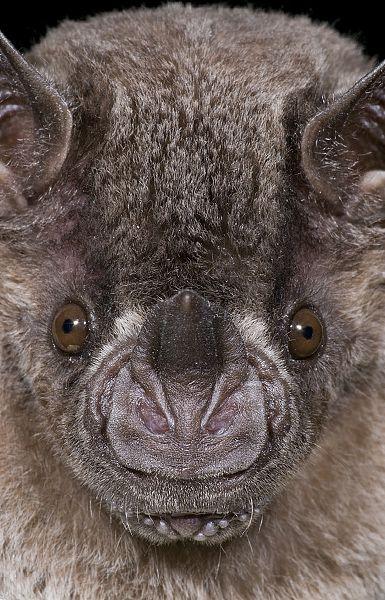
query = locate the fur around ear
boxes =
[0,32,72,211]
[301,60,385,213]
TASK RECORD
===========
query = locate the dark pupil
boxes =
[302,325,313,340]
[62,318,75,334]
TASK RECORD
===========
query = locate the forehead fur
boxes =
[20,4,372,305]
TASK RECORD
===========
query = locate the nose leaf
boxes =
[130,290,234,433]
[152,289,223,380]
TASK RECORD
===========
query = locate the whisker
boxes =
[215,546,223,579]
[258,513,264,533]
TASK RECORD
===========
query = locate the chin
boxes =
[102,477,269,545]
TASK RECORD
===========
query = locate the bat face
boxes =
[1,7,385,545]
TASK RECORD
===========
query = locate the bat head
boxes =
[1,8,385,545]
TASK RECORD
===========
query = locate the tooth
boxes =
[156,519,170,534]
[218,519,229,529]
[193,533,206,542]
[202,521,218,536]
[143,517,154,527]
[237,512,249,522]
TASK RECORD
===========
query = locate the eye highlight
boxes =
[52,303,89,354]
[288,307,324,359]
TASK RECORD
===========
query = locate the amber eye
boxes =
[52,303,89,354]
[288,307,324,359]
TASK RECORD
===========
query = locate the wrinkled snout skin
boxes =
[2,5,385,599]
[88,290,295,480]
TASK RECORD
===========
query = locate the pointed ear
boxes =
[301,60,385,213]
[0,32,72,211]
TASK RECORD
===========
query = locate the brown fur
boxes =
[1,4,385,598]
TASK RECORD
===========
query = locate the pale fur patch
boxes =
[359,169,385,195]
[89,309,144,375]
[233,311,292,385]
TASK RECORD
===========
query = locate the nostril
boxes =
[138,400,171,435]
[129,365,173,435]
[204,398,238,435]
[201,372,246,436]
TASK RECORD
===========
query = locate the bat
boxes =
[1,4,385,598]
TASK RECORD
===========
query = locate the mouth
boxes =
[126,509,260,543]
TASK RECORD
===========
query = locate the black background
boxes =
[1,2,384,60]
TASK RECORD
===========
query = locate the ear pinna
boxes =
[0,32,72,211]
